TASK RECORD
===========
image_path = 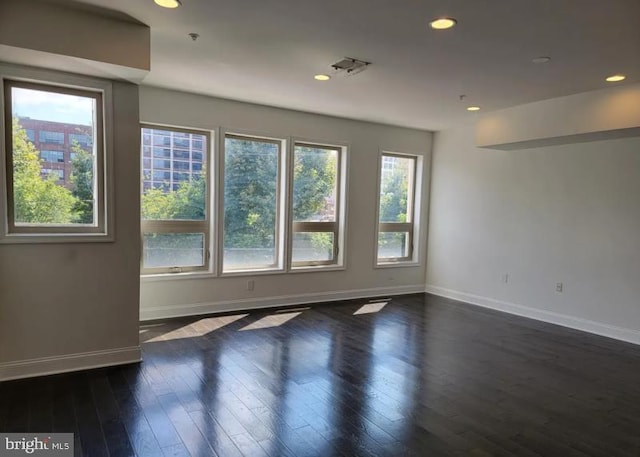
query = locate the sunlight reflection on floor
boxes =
[145,313,249,342]
[353,301,388,315]
[239,311,302,331]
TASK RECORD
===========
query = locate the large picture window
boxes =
[376,153,419,264]
[222,134,283,272]
[140,126,210,274]
[2,79,106,238]
[291,143,343,267]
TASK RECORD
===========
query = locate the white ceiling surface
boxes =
[73,0,640,131]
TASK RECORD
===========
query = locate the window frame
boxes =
[374,151,422,266]
[220,131,287,275]
[140,124,213,276]
[289,140,347,270]
[0,66,113,244]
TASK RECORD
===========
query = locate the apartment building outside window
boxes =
[2,76,109,241]
[16,118,94,189]
[140,125,211,274]
[142,127,205,192]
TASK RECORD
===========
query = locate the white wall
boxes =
[426,118,640,344]
[139,87,432,319]
[476,82,640,150]
[0,81,142,380]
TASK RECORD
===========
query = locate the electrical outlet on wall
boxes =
[247,280,255,291]
[502,273,509,284]
[556,282,563,293]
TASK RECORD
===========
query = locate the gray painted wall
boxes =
[139,87,433,319]
[0,81,141,378]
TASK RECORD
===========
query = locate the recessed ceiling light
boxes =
[430,18,457,30]
[154,0,181,8]
[532,56,551,64]
[314,74,331,81]
[605,74,626,82]
[467,106,481,111]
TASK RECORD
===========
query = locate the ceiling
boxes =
[72,0,640,130]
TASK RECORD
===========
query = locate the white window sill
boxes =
[141,271,216,282]
[0,233,113,244]
[289,264,345,274]
[220,267,286,277]
[374,261,421,269]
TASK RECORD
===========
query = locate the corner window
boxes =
[140,126,211,274]
[291,142,344,268]
[222,134,284,272]
[376,152,420,264]
[2,79,107,239]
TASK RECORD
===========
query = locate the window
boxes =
[25,129,35,142]
[41,168,64,181]
[223,134,283,272]
[291,143,343,267]
[2,79,107,239]
[39,130,65,144]
[69,133,92,148]
[140,126,210,274]
[41,150,65,163]
[376,153,420,264]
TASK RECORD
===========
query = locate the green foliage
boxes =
[140,140,338,257]
[223,139,279,249]
[141,175,206,221]
[379,167,409,222]
[293,147,337,253]
[378,161,411,254]
[70,141,94,224]
[292,147,336,221]
[309,232,333,255]
[12,119,78,224]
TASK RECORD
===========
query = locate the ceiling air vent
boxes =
[331,57,371,76]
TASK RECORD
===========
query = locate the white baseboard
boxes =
[425,284,640,346]
[0,346,141,382]
[140,284,425,321]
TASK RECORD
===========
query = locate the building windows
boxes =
[142,127,205,190]
[41,150,65,163]
[223,134,283,272]
[69,133,92,148]
[140,126,210,274]
[291,143,344,268]
[41,168,64,181]
[2,78,108,241]
[376,153,421,264]
[39,130,64,144]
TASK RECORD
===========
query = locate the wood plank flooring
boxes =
[1,293,640,456]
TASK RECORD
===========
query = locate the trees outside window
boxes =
[376,153,419,264]
[140,126,209,274]
[223,135,281,271]
[291,143,341,267]
[3,79,106,239]
[11,119,78,224]
[138,128,348,276]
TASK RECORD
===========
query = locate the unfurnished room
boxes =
[0,0,639,456]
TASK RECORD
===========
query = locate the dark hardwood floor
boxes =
[2,293,640,456]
